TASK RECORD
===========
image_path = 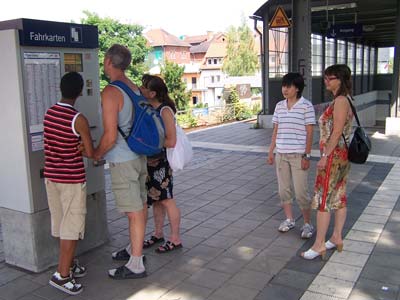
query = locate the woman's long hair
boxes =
[142,75,177,113]
[325,64,352,98]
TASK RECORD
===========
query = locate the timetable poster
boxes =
[23,52,61,150]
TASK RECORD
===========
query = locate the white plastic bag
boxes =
[166,125,193,171]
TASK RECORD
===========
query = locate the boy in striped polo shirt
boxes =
[43,72,94,295]
[267,73,316,239]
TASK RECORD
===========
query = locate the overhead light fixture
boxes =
[249,15,263,21]
[311,2,357,12]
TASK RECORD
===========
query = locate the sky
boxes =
[0,0,266,37]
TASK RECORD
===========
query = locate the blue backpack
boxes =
[110,80,165,156]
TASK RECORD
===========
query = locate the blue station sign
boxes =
[0,18,98,48]
[327,24,362,39]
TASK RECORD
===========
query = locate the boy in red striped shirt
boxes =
[43,72,94,295]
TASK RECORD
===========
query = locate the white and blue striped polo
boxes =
[272,97,316,154]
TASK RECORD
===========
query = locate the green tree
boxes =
[223,19,259,76]
[225,87,252,121]
[160,61,191,110]
[80,11,150,89]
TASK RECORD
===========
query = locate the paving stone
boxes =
[223,245,261,261]
[184,226,220,239]
[246,254,288,275]
[197,205,227,215]
[0,278,42,300]
[185,211,213,222]
[319,261,362,282]
[271,231,308,249]
[33,284,75,300]
[200,218,232,230]
[23,269,55,286]
[217,226,250,239]
[285,255,326,275]
[348,278,398,300]
[271,268,315,290]
[19,295,55,300]
[346,229,381,243]
[180,204,201,215]
[300,290,344,300]
[243,211,274,222]
[228,269,272,291]
[368,200,397,209]
[202,234,239,249]
[361,263,400,286]
[249,226,281,240]
[179,233,205,249]
[163,255,207,274]
[206,255,247,274]
[159,282,213,300]
[211,198,241,208]
[136,253,172,275]
[230,218,263,231]
[352,221,385,234]
[330,250,369,267]
[340,240,375,255]
[0,266,25,285]
[234,235,274,250]
[363,206,393,216]
[209,283,260,300]
[142,267,190,289]
[374,233,400,254]
[184,245,225,262]
[185,268,230,289]
[358,213,389,224]
[180,218,203,231]
[308,275,355,299]
[367,251,400,270]
[259,244,298,261]
[255,283,304,300]
[114,284,167,300]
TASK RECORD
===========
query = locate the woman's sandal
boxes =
[301,248,327,260]
[155,241,183,253]
[143,236,165,249]
[325,240,343,252]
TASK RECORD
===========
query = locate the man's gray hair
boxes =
[105,44,132,70]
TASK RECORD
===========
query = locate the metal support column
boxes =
[291,0,312,100]
[391,0,400,117]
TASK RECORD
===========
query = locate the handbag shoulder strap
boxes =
[342,95,360,147]
[345,95,360,127]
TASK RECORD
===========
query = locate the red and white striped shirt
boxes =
[43,102,85,183]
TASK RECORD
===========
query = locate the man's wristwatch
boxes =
[302,153,311,160]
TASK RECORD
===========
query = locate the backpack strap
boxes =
[110,80,143,139]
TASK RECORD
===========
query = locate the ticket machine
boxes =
[0,19,107,272]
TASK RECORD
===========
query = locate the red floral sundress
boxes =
[312,100,353,212]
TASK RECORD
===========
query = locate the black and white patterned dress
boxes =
[146,104,174,205]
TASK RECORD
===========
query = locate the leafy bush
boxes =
[251,102,261,114]
[234,103,253,120]
[177,112,198,128]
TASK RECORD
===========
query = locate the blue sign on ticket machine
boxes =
[0,19,107,272]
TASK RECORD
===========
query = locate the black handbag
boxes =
[342,96,371,164]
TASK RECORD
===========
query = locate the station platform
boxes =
[0,121,399,300]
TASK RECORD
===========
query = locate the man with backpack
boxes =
[94,44,147,279]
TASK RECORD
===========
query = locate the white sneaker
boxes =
[301,223,314,239]
[278,219,295,232]
[49,272,83,295]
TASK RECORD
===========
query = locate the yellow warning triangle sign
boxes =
[269,6,291,28]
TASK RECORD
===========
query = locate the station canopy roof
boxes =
[254,0,398,47]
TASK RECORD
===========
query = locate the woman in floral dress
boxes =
[301,64,353,260]
[141,75,182,253]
